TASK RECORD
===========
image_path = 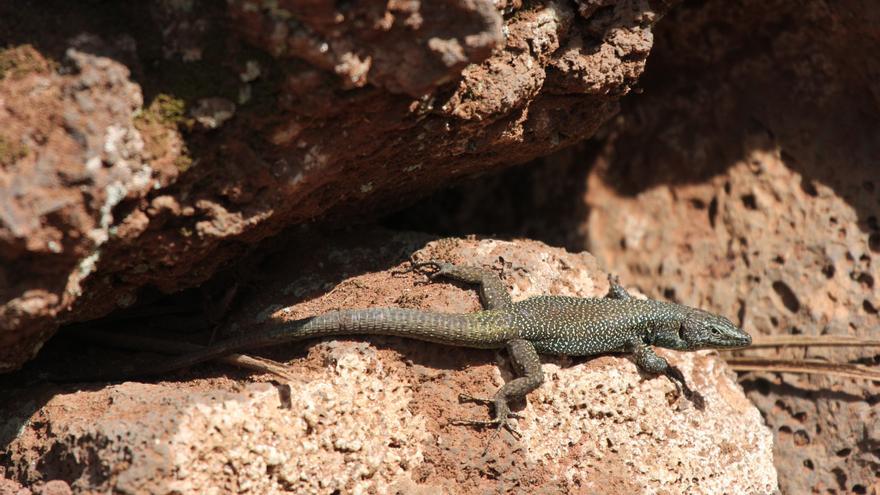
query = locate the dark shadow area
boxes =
[596,0,880,229]
[0,225,503,485]
[388,0,880,250]
[5,227,425,378]
[740,376,876,405]
[0,0,258,104]
[385,143,599,252]
[1,1,153,64]
[0,0,285,223]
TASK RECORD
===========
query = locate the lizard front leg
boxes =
[404,260,543,434]
[631,343,706,410]
[453,338,544,436]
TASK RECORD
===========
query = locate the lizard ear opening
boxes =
[677,315,702,348]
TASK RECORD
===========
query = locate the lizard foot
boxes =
[458,393,525,419]
[665,365,707,410]
[450,395,523,444]
[457,392,493,405]
[393,259,453,281]
[682,388,706,410]
[449,416,522,441]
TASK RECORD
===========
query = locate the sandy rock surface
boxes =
[1,234,776,494]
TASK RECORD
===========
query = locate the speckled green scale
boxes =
[509,296,686,356]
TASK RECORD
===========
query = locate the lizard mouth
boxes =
[725,333,752,348]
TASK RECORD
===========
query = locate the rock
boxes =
[0,474,30,495]
[0,234,776,494]
[580,1,880,492]
[190,98,236,130]
[0,0,671,372]
[389,1,880,491]
[0,41,159,373]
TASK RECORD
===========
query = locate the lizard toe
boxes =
[458,392,494,404]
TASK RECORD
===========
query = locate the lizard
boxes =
[61,260,752,433]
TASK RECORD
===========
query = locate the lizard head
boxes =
[679,308,752,350]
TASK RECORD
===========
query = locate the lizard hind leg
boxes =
[449,339,544,440]
[605,273,633,300]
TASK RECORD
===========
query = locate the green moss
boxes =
[155,94,186,124]
[134,93,195,170]
[0,136,28,165]
[0,44,54,80]
[174,153,194,172]
[143,93,188,126]
[133,93,190,138]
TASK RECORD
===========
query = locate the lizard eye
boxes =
[710,327,721,336]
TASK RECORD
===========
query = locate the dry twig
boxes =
[741,335,880,349]
[726,357,880,381]
[73,329,296,381]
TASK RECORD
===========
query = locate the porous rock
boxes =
[0,0,672,372]
[582,1,880,492]
[1,235,776,494]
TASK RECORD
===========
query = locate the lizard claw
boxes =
[395,259,452,281]
[683,388,706,411]
[450,393,523,449]
[457,394,525,421]
[665,365,707,411]
[604,273,633,300]
[449,416,522,440]
[458,392,494,404]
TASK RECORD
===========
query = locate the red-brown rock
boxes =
[0,1,671,372]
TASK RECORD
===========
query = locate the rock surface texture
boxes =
[583,1,880,493]
[0,0,666,372]
[0,235,776,494]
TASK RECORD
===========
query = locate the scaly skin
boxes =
[62,261,752,434]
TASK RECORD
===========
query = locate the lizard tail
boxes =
[53,308,509,382]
